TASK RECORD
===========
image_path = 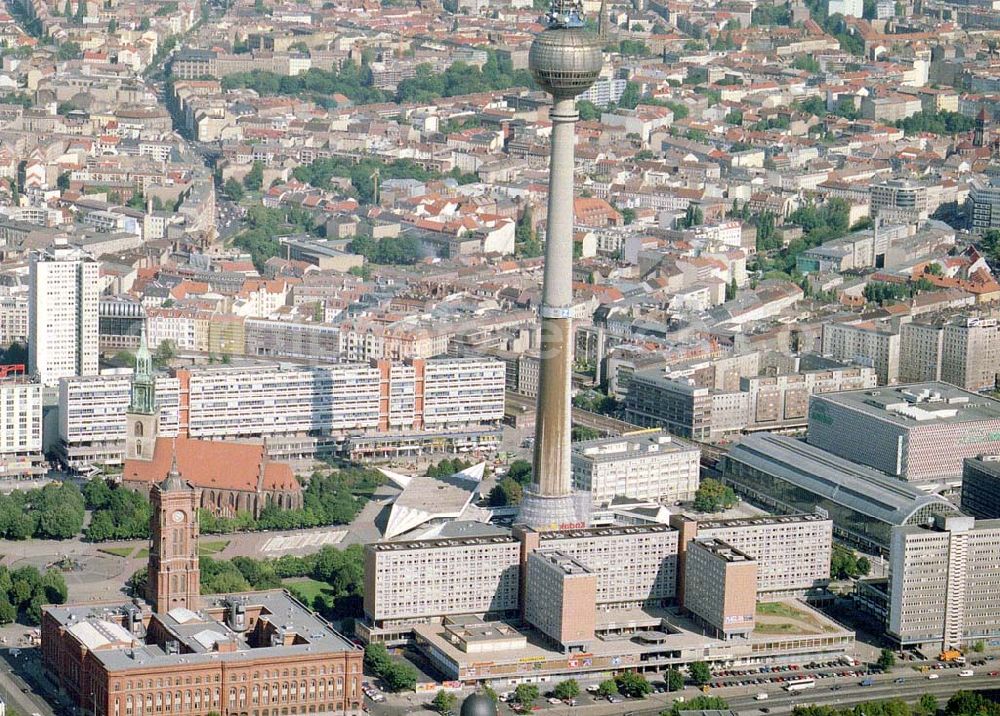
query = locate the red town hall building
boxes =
[41,456,363,716]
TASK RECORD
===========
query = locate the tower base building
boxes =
[517,489,592,531]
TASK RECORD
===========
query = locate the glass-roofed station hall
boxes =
[718,432,961,555]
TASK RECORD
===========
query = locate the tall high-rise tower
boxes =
[147,453,201,613]
[28,238,98,386]
[518,0,602,530]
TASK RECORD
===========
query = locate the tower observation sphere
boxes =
[528,27,603,100]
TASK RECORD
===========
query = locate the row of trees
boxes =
[210,467,384,533]
[897,110,975,137]
[0,482,85,541]
[396,54,533,103]
[830,544,872,580]
[751,198,855,276]
[487,459,533,507]
[863,278,935,306]
[220,66,386,106]
[346,235,423,265]
[222,162,264,201]
[84,479,152,541]
[793,693,942,716]
[230,204,323,270]
[980,229,1000,265]
[84,467,384,542]
[291,156,439,205]
[797,95,861,121]
[364,643,418,692]
[425,458,476,478]
[514,206,542,258]
[693,478,738,513]
[596,671,654,699]
[129,544,364,620]
[0,564,68,626]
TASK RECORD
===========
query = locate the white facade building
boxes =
[58,373,180,470]
[0,294,28,346]
[571,431,701,506]
[889,515,1000,651]
[828,0,863,17]
[58,359,505,470]
[29,239,99,385]
[0,376,42,477]
[578,78,627,107]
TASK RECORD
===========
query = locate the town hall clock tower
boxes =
[147,452,201,614]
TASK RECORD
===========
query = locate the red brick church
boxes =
[120,332,302,518]
[42,457,363,716]
[123,437,303,518]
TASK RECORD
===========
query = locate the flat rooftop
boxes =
[693,538,753,562]
[371,533,519,553]
[533,550,594,576]
[537,523,675,542]
[694,512,829,530]
[572,430,700,461]
[45,590,357,671]
[414,601,853,673]
[812,383,1000,426]
[964,455,1000,477]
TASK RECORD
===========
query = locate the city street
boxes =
[369,664,1000,716]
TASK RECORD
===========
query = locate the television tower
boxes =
[517,0,603,530]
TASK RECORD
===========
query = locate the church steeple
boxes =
[130,327,155,415]
[126,327,160,462]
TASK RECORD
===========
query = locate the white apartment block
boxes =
[421,359,505,428]
[59,358,505,470]
[361,535,521,641]
[828,0,863,17]
[741,367,877,430]
[0,294,28,346]
[0,377,43,477]
[889,515,1000,651]
[676,513,833,597]
[29,239,99,385]
[58,373,180,470]
[527,524,679,609]
[821,321,900,385]
[578,77,627,106]
[183,363,383,438]
[571,431,700,506]
[941,317,1000,392]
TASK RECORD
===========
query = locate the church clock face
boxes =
[172,510,186,524]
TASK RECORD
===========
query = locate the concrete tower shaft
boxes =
[518,7,602,530]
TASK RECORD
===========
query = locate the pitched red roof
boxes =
[123,437,299,493]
